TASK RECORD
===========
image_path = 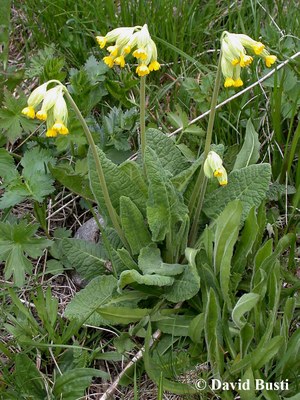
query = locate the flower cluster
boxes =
[22,83,69,137]
[204,151,228,186]
[96,24,160,77]
[221,32,277,88]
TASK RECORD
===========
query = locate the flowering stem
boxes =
[188,51,223,246]
[140,76,146,161]
[62,88,129,249]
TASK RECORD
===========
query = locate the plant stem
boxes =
[188,51,223,246]
[62,88,129,249]
[140,76,146,160]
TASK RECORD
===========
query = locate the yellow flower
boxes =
[204,151,228,186]
[252,42,265,55]
[52,121,69,135]
[114,55,126,68]
[36,110,47,121]
[149,60,160,71]
[239,53,253,67]
[21,106,35,119]
[103,56,115,68]
[265,55,277,67]
[96,36,107,49]
[136,64,150,77]
[22,82,70,138]
[224,77,235,88]
[133,48,148,60]
[221,31,276,88]
[21,83,48,118]
[107,45,119,57]
[233,78,243,87]
[97,24,159,77]
[46,128,58,137]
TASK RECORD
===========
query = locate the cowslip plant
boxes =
[18,27,299,398]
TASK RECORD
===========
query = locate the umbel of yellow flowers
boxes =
[22,83,69,137]
[96,24,160,77]
[221,32,277,88]
[204,151,228,186]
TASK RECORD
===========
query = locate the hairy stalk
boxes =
[61,87,129,249]
[140,76,146,161]
[188,52,223,246]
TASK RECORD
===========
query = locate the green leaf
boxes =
[0,148,19,182]
[146,128,190,176]
[144,324,198,395]
[49,164,94,202]
[154,315,194,336]
[53,368,108,400]
[97,306,151,324]
[14,354,47,398]
[64,275,117,324]
[165,248,200,303]
[0,89,37,143]
[0,221,51,287]
[118,269,174,292]
[188,313,205,343]
[214,200,242,308]
[204,288,223,376]
[232,207,259,275]
[145,146,170,241]
[138,246,184,276]
[233,119,260,170]
[232,293,260,329]
[62,238,107,280]
[171,157,201,193]
[120,196,152,255]
[203,163,271,221]
[88,146,147,217]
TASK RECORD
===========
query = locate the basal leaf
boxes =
[120,196,152,255]
[88,146,147,218]
[14,354,47,398]
[118,269,174,292]
[53,368,108,400]
[233,119,260,170]
[204,288,224,376]
[214,200,242,308]
[62,238,107,280]
[144,324,198,395]
[232,293,260,329]
[154,315,194,336]
[145,146,170,241]
[138,246,184,276]
[165,248,200,303]
[146,128,190,176]
[49,164,94,202]
[203,163,271,221]
[97,306,151,324]
[64,275,117,323]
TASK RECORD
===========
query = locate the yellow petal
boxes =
[252,42,265,55]
[136,64,150,77]
[148,60,160,71]
[46,128,58,137]
[224,77,235,87]
[96,36,107,49]
[265,55,277,68]
[21,106,35,119]
[103,56,115,68]
[36,110,47,121]
[233,78,243,87]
